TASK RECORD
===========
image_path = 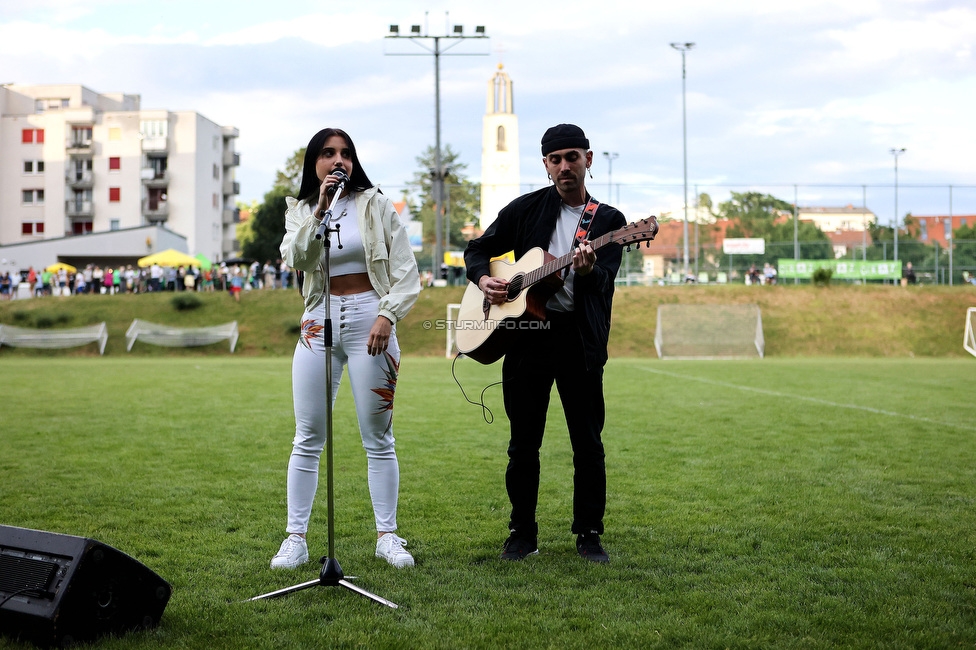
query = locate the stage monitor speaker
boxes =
[0,525,171,648]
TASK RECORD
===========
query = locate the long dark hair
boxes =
[296,128,375,204]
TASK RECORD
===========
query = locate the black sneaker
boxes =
[501,531,539,561]
[576,532,609,563]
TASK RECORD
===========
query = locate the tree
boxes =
[242,185,290,264]
[241,148,305,264]
[274,148,305,196]
[405,145,481,260]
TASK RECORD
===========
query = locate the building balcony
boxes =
[142,199,169,222]
[222,237,240,254]
[65,139,93,155]
[223,207,240,225]
[223,150,240,167]
[65,170,94,189]
[65,200,94,218]
[222,179,240,196]
[140,168,169,188]
[141,137,168,153]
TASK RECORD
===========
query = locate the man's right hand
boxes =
[478,275,510,305]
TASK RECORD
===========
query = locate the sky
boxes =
[2,0,975,225]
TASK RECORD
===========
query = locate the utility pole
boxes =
[386,16,488,273]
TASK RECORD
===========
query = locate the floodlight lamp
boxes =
[389,25,399,34]
[475,25,485,34]
[453,25,463,34]
[411,25,421,34]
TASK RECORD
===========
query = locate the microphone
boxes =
[328,168,349,195]
[315,169,350,240]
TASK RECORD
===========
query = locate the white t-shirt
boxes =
[546,202,585,312]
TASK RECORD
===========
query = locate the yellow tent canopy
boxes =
[45,262,77,273]
[137,249,201,268]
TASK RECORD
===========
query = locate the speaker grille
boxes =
[0,555,58,599]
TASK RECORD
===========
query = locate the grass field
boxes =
[2,356,974,649]
[1,283,975,358]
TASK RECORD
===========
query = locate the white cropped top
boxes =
[325,195,368,276]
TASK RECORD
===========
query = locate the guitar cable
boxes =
[451,352,503,424]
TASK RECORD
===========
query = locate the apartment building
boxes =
[0,84,239,270]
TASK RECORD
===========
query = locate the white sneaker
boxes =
[375,533,415,568]
[270,534,308,569]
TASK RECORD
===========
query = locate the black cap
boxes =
[541,124,589,156]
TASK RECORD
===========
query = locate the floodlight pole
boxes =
[890,147,905,264]
[602,152,618,202]
[386,17,488,275]
[671,42,694,277]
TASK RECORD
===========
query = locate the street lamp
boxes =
[602,152,618,202]
[670,42,694,277]
[386,16,488,273]
[889,148,906,263]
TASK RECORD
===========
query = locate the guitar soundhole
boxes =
[507,274,524,301]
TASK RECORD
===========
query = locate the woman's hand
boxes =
[367,315,393,356]
[316,170,347,216]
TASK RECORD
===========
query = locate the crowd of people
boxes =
[0,260,295,299]
[746,262,778,285]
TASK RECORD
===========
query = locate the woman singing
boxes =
[272,128,420,569]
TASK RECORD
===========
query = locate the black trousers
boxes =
[501,310,606,539]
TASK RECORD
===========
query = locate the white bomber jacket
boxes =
[280,186,420,324]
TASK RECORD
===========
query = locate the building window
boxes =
[24,160,45,174]
[919,220,927,241]
[140,120,167,139]
[70,126,93,146]
[22,189,44,205]
[109,127,122,141]
[21,221,44,236]
[23,161,33,173]
[37,161,44,173]
[213,163,220,180]
[22,129,33,143]
[110,219,121,231]
[945,219,952,240]
[72,221,93,235]
[109,157,121,171]
[109,187,121,202]
[213,193,219,208]
[497,125,507,151]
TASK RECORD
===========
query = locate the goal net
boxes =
[0,322,108,355]
[125,319,239,352]
[446,303,461,358]
[965,307,976,358]
[654,304,764,359]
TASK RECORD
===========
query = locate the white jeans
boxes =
[287,290,401,534]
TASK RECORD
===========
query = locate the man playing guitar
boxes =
[463,124,627,563]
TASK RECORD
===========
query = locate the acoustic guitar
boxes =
[456,216,659,364]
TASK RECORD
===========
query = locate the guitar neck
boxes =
[523,230,617,288]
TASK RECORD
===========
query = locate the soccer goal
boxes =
[654,304,765,359]
[965,307,976,358]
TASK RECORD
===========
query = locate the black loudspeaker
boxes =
[0,525,171,648]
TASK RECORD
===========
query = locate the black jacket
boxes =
[464,185,627,369]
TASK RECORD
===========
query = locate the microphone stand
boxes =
[248,182,398,609]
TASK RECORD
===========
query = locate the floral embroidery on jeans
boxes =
[299,319,325,350]
[371,351,399,415]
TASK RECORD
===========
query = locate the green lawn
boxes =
[1,357,974,648]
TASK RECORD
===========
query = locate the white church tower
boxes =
[479,64,520,230]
